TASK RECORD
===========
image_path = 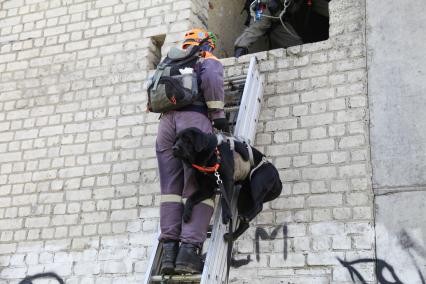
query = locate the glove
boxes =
[213,118,230,133]
[234,47,248,58]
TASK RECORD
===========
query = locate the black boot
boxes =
[234,47,248,58]
[175,243,203,274]
[160,240,179,275]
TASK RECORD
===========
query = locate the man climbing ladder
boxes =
[147,28,228,275]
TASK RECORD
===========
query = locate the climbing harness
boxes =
[250,0,302,38]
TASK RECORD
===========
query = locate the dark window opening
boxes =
[207,0,330,58]
[290,0,330,44]
[148,34,166,69]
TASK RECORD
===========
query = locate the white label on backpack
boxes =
[179,67,193,75]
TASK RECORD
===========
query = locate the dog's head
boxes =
[172,127,211,164]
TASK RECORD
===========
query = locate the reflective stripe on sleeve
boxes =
[206,101,224,109]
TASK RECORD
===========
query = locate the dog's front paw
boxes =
[183,204,193,223]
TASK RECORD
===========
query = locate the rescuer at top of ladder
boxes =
[153,28,228,275]
[234,0,330,57]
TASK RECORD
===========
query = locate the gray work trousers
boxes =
[156,111,214,246]
[234,9,303,49]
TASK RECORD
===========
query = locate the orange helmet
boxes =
[182,28,217,51]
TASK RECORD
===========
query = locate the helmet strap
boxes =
[200,44,213,53]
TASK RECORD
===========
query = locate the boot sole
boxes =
[160,264,175,275]
[174,264,201,274]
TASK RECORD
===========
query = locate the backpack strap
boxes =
[246,142,255,167]
[152,43,202,91]
[152,62,167,91]
[216,133,235,151]
[249,156,269,180]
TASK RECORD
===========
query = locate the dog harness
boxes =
[190,133,270,181]
[249,156,269,180]
[215,133,269,181]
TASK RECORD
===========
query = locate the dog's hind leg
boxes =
[224,220,249,242]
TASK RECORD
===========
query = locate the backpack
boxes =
[147,45,203,113]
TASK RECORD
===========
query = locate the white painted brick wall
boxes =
[0,0,374,283]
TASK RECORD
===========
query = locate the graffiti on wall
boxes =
[230,223,288,268]
[230,223,426,284]
[338,258,404,284]
[339,229,425,284]
[18,272,64,284]
[255,224,288,262]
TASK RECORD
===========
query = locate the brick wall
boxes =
[0,0,374,283]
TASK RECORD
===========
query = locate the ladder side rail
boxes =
[219,187,241,283]
[207,207,222,281]
[202,194,238,284]
[234,56,258,143]
[234,83,254,140]
[217,222,228,284]
[237,90,255,142]
[234,56,256,141]
[247,69,264,143]
[237,75,263,145]
[202,203,227,282]
[219,190,240,284]
[202,56,263,284]
[241,73,258,143]
[143,231,161,284]
[203,194,224,281]
[244,59,263,144]
[234,57,255,140]
[211,206,230,284]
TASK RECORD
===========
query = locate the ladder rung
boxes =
[150,274,202,282]
[224,79,245,90]
[224,90,244,96]
[224,83,245,90]
[224,75,246,83]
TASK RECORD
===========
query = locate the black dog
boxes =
[172,127,282,241]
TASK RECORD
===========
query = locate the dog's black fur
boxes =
[172,127,282,241]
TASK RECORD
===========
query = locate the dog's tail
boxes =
[19,272,65,284]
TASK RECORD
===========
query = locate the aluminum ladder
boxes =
[144,56,264,284]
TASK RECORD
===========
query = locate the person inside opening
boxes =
[234,0,330,57]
